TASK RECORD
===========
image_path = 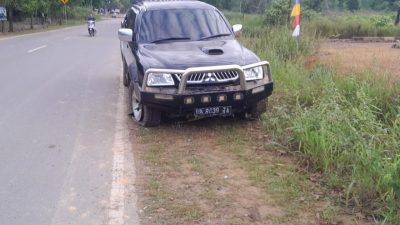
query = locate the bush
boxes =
[264,0,291,26]
[370,15,393,27]
[303,13,400,38]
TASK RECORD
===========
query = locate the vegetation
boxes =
[0,0,130,32]
[225,10,400,224]
[261,0,400,38]
[304,14,400,38]
[203,0,400,13]
[2,0,400,33]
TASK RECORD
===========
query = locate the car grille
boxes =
[173,70,239,84]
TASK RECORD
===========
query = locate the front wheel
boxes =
[122,61,129,87]
[129,83,161,127]
[235,99,268,120]
[89,29,95,37]
[249,99,267,119]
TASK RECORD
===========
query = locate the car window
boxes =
[138,9,232,43]
[122,11,130,28]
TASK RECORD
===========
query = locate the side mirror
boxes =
[118,28,134,42]
[232,24,243,36]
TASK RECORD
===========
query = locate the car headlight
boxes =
[244,66,263,81]
[147,73,174,86]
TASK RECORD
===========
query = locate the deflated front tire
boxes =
[128,82,161,127]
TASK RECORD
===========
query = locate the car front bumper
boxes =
[137,62,274,116]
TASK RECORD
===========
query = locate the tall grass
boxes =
[225,11,400,223]
[304,13,400,38]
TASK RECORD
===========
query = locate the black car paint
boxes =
[137,39,261,73]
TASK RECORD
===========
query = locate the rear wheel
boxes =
[129,83,161,127]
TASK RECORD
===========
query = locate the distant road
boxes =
[0,19,139,225]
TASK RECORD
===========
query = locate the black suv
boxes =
[118,0,273,126]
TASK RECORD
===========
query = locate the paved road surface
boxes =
[0,19,138,225]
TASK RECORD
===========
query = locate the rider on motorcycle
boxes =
[87,14,96,36]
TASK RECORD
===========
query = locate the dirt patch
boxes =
[129,118,373,225]
[313,41,400,78]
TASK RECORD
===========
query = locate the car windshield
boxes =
[138,8,232,43]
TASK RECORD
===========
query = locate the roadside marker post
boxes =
[60,0,69,24]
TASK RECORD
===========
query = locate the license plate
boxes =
[195,106,232,117]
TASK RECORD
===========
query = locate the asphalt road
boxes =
[0,19,138,225]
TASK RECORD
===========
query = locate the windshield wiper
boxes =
[151,37,191,43]
[199,33,231,41]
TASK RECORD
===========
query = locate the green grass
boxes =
[225,11,400,224]
[304,13,400,38]
[225,10,400,39]
[304,11,400,38]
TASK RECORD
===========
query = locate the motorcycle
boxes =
[88,20,96,37]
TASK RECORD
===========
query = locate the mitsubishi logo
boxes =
[203,73,217,82]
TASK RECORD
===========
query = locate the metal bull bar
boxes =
[143,61,271,94]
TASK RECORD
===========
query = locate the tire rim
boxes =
[131,90,142,122]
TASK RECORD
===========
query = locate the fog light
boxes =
[201,95,211,103]
[184,97,194,104]
[154,94,174,100]
[217,94,227,103]
[233,93,243,101]
[252,86,265,94]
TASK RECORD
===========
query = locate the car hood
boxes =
[137,39,260,71]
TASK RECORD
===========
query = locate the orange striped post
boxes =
[291,0,301,38]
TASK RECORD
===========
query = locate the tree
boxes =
[221,0,232,10]
[3,0,21,32]
[367,0,400,10]
[20,0,40,29]
[242,0,268,14]
[265,0,290,25]
[303,0,323,11]
[347,0,360,11]
[338,0,345,9]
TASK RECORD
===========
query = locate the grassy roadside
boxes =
[0,17,106,38]
[225,11,400,224]
[131,10,400,225]
[133,120,366,225]
[0,20,83,38]
[16,7,400,224]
